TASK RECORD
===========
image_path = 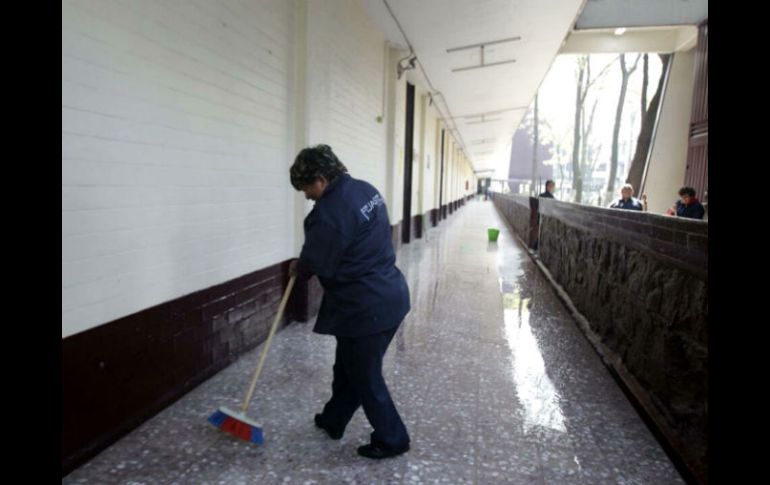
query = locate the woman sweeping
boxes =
[289,144,411,459]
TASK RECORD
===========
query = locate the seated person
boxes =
[666,186,705,219]
[608,183,643,211]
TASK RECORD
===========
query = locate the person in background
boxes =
[539,180,556,199]
[666,186,705,219]
[608,183,643,211]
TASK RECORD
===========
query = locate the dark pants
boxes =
[320,325,409,450]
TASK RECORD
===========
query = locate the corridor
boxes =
[63,199,684,484]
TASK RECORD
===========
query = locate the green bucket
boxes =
[488,228,500,242]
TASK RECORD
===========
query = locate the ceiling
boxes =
[361,0,706,174]
[361,0,586,173]
[562,25,698,54]
[575,0,707,30]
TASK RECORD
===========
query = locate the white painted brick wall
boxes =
[305,0,388,198]
[389,67,407,223]
[447,140,456,203]
[446,137,457,203]
[410,86,424,216]
[421,105,439,212]
[438,131,449,207]
[433,122,445,209]
[62,0,467,339]
[62,0,296,338]
[446,145,457,202]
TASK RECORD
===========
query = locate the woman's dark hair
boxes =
[290,144,348,190]
[678,186,696,197]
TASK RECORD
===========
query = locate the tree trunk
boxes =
[607,54,640,202]
[581,99,597,175]
[581,98,599,201]
[572,57,586,203]
[628,112,636,170]
[571,55,615,203]
[531,94,539,195]
[641,53,649,116]
[626,54,671,192]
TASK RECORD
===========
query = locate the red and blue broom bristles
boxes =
[208,407,264,444]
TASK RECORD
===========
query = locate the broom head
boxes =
[208,407,264,444]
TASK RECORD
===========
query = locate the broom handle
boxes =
[240,274,297,413]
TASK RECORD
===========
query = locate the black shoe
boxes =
[357,442,410,459]
[314,414,343,440]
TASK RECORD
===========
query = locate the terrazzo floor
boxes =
[63,198,684,484]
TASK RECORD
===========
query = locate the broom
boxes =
[208,274,297,444]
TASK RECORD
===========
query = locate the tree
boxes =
[508,111,553,194]
[641,53,649,115]
[583,142,605,201]
[606,54,641,203]
[531,94,539,195]
[581,97,599,186]
[626,54,671,192]
[571,57,586,202]
[571,55,615,203]
[541,119,570,198]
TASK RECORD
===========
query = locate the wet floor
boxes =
[63,198,684,484]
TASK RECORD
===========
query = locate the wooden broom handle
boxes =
[240,274,297,413]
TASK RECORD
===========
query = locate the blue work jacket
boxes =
[298,174,410,337]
